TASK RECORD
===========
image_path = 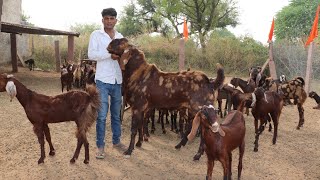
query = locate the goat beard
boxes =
[6,81,17,102]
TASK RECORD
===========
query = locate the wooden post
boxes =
[179,38,185,71]
[10,33,18,73]
[55,40,61,72]
[67,35,74,63]
[0,0,3,31]
[305,42,314,93]
[268,42,277,79]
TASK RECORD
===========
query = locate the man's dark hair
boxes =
[101,8,117,17]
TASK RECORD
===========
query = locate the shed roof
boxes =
[1,21,80,37]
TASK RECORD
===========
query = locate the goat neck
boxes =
[5,78,33,107]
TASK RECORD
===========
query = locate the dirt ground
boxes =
[0,66,319,180]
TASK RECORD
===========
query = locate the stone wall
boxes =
[0,0,30,64]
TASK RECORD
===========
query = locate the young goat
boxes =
[250,87,283,152]
[187,105,246,180]
[24,58,35,71]
[309,91,320,109]
[0,74,100,164]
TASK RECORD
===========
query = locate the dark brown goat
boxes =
[0,74,100,164]
[60,64,74,92]
[309,91,320,109]
[250,87,283,152]
[263,76,307,129]
[230,77,255,93]
[187,105,246,180]
[107,38,224,157]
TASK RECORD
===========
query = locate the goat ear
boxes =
[187,112,201,141]
[218,127,225,137]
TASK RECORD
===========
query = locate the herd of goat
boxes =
[1,37,320,179]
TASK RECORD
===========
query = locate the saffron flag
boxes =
[268,18,275,42]
[305,5,320,46]
[183,18,188,41]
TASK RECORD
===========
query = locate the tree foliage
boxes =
[275,0,320,42]
[182,0,239,48]
[69,23,101,35]
[118,0,239,48]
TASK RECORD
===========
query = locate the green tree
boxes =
[69,23,100,35]
[21,11,34,26]
[275,0,320,42]
[182,0,239,49]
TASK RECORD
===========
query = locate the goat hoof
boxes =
[135,141,142,147]
[49,151,55,156]
[175,144,182,149]
[253,148,258,152]
[124,150,132,158]
[296,126,300,130]
[193,153,201,161]
[151,130,155,134]
[162,130,166,134]
[38,159,44,164]
[70,158,76,164]
[83,160,89,164]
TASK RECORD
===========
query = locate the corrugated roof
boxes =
[1,22,80,37]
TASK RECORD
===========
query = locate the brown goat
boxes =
[0,74,100,164]
[250,87,283,152]
[107,38,224,157]
[230,77,255,93]
[187,105,246,180]
[262,76,307,129]
[60,64,74,92]
[309,91,320,109]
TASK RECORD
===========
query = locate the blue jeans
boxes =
[96,80,122,148]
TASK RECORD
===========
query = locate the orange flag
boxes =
[183,18,188,41]
[268,18,275,42]
[305,5,320,46]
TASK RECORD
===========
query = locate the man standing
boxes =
[88,8,126,159]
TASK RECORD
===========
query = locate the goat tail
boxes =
[76,85,101,139]
[86,84,101,110]
[213,63,225,90]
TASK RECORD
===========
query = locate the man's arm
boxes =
[88,32,111,61]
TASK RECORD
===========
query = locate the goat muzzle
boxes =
[209,122,225,137]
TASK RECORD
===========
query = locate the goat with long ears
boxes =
[187,104,246,180]
[0,73,100,164]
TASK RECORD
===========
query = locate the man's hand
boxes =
[111,54,120,60]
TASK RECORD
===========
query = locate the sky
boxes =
[21,0,290,44]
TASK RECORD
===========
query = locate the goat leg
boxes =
[238,140,245,180]
[34,126,45,164]
[43,124,55,156]
[206,159,214,180]
[297,104,304,129]
[124,115,140,157]
[193,136,204,161]
[70,139,83,164]
[136,126,143,147]
[83,140,89,164]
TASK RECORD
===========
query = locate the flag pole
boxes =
[305,41,314,93]
[304,5,319,93]
[268,41,277,79]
